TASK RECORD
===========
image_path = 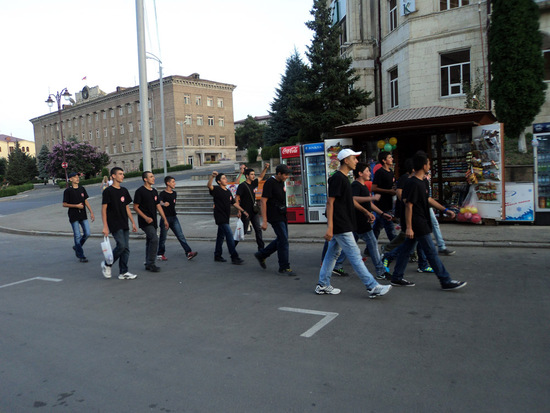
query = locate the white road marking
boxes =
[0,277,63,289]
[279,307,339,338]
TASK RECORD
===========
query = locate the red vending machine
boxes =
[280,145,306,223]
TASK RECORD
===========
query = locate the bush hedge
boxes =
[0,183,34,198]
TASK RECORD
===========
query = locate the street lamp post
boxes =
[176,120,188,166]
[46,88,72,188]
[146,52,167,177]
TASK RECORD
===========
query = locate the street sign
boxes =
[62,162,68,169]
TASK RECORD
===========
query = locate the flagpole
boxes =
[136,0,152,172]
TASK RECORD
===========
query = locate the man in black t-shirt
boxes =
[254,164,295,275]
[101,167,138,280]
[134,171,169,273]
[372,151,397,241]
[235,164,269,251]
[390,153,467,291]
[156,176,198,261]
[316,149,392,298]
[207,171,246,264]
[63,172,95,263]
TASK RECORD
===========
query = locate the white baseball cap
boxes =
[337,148,362,161]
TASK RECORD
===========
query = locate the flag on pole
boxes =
[82,76,87,81]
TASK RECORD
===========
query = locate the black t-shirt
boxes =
[209,185,234,225]
[372,167,395,212]
[395,173,411,222]
[63,186,89,223]
[236,179,259,215]
[328,170,355,235]
[351,180,372,234]
[262,176,287,223]
[401,176,432,237]
[134,186,160,229]
[159,190,177,218]
[102,186,132,233]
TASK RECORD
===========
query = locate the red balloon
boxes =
[464,212,473,220]
[456,213,467,222]
[470,213,482,224]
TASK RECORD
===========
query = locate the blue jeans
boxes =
[111,229,130,275]
[384,235,428,268]
[70,219,90,258]
[430,208,446,251]
[240,213,264,250]
[142,225,159,266]
[158,216,192,255]
[318,232,378,289]
[215,223,239,260]
[258,220,289,271]
[358,231,387,277]
[372,211,397,241]
[391,233,452,284]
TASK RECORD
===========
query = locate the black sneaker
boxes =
[79,257,88,263]
[439,249,456,256]
[278,268,296,276]
[214,256,227,262]
[254,252,266,269]
[232,258,244,265]
[145,264,161,272]
[391,279,416,287]
[441,280,467,290]
[376,271,391,280]
[332,268,349,277]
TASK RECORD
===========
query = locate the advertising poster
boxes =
[505,182,534,222]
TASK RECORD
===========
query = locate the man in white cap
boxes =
[315,148,392,298]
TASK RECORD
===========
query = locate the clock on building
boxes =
[82,86,89,100]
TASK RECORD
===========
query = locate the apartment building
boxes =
[0,135,36,160]
[330,0,550,126]
[30,74,237,171]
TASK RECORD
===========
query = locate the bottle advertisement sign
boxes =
[303,143,324,154]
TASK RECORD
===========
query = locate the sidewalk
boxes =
[1,180,549,248]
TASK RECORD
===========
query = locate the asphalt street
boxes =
[1,232,549,412]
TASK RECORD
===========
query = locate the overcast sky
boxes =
[0,0,313,142]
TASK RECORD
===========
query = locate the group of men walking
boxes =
[64,147,466,296]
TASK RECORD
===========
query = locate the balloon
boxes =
[389,137,397,145]
[470,207,478,214]
[470,213,482,224]
[460,208,466,214]
[456,213,466,222]
[377,140,385,149]
[464,212,472,220]
[391,144,397,150]
[384,143,392,152]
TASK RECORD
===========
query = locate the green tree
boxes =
[489,0,547,141]
[6,142,38,185]
[0,158,7,176]
[264,50,307,146]
[290,0,374,141]
[47,141,110,179]
[235,116,267,150]
[37,144,50,180]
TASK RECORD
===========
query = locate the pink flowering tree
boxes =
[47,140,110,179]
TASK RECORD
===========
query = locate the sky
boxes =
[0,0,314,142]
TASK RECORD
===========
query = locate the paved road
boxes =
[1,233,548,412]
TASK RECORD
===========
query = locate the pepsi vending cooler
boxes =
[280,145,306,223]
[302,143,327,223]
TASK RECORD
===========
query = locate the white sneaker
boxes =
[367,284,392,299]
[315,284,341,295]
[101,261,112,279]
[118,272,137,280]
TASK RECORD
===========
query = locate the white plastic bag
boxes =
[101,236,114,264]
[234,218,245,242]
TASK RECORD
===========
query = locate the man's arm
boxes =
[371,183,396,196]
[352,198,375,222]
[101,204,110,236]
[133,203,153,225]
[428,197,455,219]
[260,197,268,231]
[207,171,217,191]
[126,205,137,232]
[324,197,335,241]
[405,202,414,239]
[63,201,84,209]
[258,162,270,180]
[84,199,95,222]
[235,164,246,183]
[156,204,169,229]
[234,194,249,219]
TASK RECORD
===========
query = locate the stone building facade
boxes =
[30,74,237,172]
[329,0,550,126]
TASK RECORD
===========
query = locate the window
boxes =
[88,131,92,140]
[96,129,100,138]
[112,144,117,154]
[208,116,214,126]
[103,111,107,120]
[74,119,78,127]
[149,120,153,129]
[186,136,193,146]
[440,0,469,11]
[220,136,225,146]
[207,96,214,107]
[184,94,190,104]
[121,144,125,153]
[198,135,204,146]
[110,109,114,118]
[389,67,399,108]
[120,124,125,134]
[104,127,108,138]
[88,115,91,124]
[544,50,550,81]
[218,117,225,127]
[112,126,116,136]
[131,141,135,151]
[195,95,202,106]
[138,121,142,131]
[148,100,152,109]
[441,50,470,97]
[197,115,204,126]
[389,0,397,32]
[129,122,134,133]
[127,104,132,114]
[209,136,216,146]
[185,114,192,125]
[95,113,99,121]
[217,98,224,108]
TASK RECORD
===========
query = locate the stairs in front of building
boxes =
[175,184,213,215]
